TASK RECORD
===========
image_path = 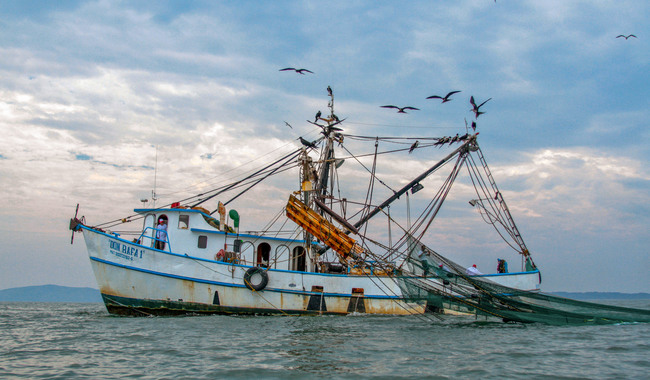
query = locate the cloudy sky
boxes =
[0,1,647,293]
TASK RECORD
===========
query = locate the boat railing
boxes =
[137,227,172,252]
[347,260,396,276]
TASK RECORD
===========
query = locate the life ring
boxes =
[243,267,269,291]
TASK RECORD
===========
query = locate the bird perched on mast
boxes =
[299,137,317,148]
[408,140,419,154]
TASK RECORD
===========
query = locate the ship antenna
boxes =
[152,144,158,207]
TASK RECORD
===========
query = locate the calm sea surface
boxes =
[1,301,649,379]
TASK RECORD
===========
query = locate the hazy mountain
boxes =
[0,285,102,303]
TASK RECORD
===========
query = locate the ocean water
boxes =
[1,301,649,379]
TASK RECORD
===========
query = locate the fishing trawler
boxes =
[72,88,650,324]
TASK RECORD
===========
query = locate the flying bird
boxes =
[380,105,420,113]
[470,96,492,118]
[616,34,637,40]
[284,121,293,129]
[408,140,419,154]
[426,90,461,103]
[279,67,314,74]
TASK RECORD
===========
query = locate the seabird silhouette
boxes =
[279,68,314,74]
[408,140,419,154]
[616,34,637,40]
[299,137,317,148]
[470,96,492,119]
[315,110,322,122]
[380,105,420,113]
[284,121,293,129]
[426,90,461,103]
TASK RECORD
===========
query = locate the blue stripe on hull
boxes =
[90,256,403,300]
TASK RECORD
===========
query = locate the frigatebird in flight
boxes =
[280,67,314,74]
[426,90,461,103]
[616,34,637,40]
[380,105,420,113]
[470,96,491,118]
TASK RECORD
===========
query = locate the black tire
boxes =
[243,267,269,291]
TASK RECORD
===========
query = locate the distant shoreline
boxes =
[0,285,648,303]
[0,285,103,303]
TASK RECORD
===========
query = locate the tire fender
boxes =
[243,267,269,291]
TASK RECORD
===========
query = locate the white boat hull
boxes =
[81,226,541,316]
[84,227,424,315]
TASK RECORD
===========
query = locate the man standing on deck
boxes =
[418,245,431,276]
[156,218,167,250]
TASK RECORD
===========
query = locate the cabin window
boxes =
[178,215,189,229]
[198,235,208,249]
[239,241,255,266]
[275,245,290,270]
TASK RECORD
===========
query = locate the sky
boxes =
[0,0,648,293]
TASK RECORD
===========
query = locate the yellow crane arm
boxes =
[285,195,363,264]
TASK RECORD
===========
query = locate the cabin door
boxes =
[292,246,306,272]
[143,213,157,247]
[256,243,271,268]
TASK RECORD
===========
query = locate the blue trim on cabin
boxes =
[132,207,305,243]
[134,208,206,214]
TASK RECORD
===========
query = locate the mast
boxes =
[314,86,338,204]
[300,86,345,269]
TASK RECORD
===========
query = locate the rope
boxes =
[243,276,295,317]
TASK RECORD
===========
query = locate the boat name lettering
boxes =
[109,240,143,261]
